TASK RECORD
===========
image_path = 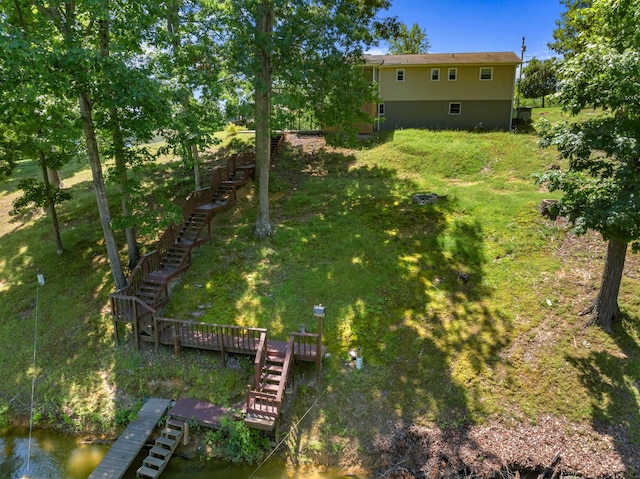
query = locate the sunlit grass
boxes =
[1,110,639,455]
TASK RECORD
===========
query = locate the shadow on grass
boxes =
[565,314,640,470]
[210,139,516,473]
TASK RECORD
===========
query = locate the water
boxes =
[0,429,360,479]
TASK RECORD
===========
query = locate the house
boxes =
[362,52,521,131]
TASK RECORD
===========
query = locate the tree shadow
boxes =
[242,141,516,474]
[565,313,640,472]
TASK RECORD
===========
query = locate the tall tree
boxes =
[152,0,224,191]
[0,0,154,290]
[548,0,594,57]
[518,57,558,107]
[536,0,640,331]
[387,22,430,55]
[221,0,394,238]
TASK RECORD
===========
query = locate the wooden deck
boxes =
[168,398,239,429]
[88,398,171,479]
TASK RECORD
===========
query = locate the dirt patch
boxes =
[370,417,640,478]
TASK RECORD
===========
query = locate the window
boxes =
[378,103,385,116]
[480,67,493,80]
[449,102,462,115]
[396,69,405,82]
[448,68,457,81]
[431,68,440,81]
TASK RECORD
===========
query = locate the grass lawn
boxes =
[1,108,639,472]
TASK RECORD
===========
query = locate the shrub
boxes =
[205,415,270,464]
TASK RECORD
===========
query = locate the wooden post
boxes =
[183,421,189,446]
[133,303,140,351]
[173,325,181,359]
[218,326,226,367]
[153,315,159,355]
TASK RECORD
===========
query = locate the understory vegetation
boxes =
[1,108,639,472]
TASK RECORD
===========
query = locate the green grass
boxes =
[1,112,639,464]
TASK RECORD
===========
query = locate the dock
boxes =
[88,398,171,479]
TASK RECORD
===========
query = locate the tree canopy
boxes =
[518,57,558,107]
[536,0,640,330]
[387,22,430,55]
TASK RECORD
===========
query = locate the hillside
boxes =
[1,108,639,477]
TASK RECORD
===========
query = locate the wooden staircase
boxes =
[136,419,185,479]
[244,334,293,431]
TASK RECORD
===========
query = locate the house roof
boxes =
[364,52,522,66]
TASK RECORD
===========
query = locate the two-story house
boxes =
[363,52,521,131]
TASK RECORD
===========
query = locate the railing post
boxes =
[219,326,226,367]
[153,315,159,355]
[316,334,322,387]
[133,302,140,351]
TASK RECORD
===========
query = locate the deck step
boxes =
[156,436,177,449]
[149,445,172,459]
[161,427,181,440]
[137,465,161,479]
[143,455,165,469]
[262,373,282,383]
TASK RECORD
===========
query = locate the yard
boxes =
[1,108,639,477]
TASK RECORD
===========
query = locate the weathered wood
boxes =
[88,398,171,479]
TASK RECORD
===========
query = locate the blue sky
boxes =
[369,0,565,61]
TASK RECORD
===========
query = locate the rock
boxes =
[412,193,447,205]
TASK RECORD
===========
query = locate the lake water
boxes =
[0,429,361,479]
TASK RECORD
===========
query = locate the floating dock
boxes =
[88,398,171,479]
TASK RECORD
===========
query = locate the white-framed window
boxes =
[396,69,405,82]
[480,67,493,80]
[449,102,462,115]
[378,103,385,116]
[431,68,440,81]
[448,68,457,81]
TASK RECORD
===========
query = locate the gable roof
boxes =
[365,52,522,66]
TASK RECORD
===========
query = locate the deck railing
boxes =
[122,251,160,297]
[155,317,267,360]
[254,331,268,388]
[110,294,157,348]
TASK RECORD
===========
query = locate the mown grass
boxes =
[1,109,639,469]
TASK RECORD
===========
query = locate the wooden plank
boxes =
[88,398,171,479]
[168,398,234,429]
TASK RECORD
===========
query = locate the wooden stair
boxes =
[178,211,208,245]
[136,419,185,479]
[244,350,288,431]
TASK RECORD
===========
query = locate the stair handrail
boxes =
[119,250,160,297]
[276,334,296,403]
[254,331,268,388]
[246,386,281,418]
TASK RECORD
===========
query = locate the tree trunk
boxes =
[541,95,546,108]
[111,107,141,269]
[585,238,627,331]
[254,2,274,238]
[46,168,63,189]
[79,92,127,291]
[39,150,64,254]
[99,14,141,270]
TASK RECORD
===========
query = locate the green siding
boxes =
[378,100,513,131]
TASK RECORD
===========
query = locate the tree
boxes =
[518,57,558,107]
[536,0,640,331]
[387,22,430,55]
[548,0,594,57]
[221,0,394,238]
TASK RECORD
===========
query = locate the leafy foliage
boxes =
[518,57,558,106]
[205,415,270,463]
[536,0,640,328]
[387,22,430,55]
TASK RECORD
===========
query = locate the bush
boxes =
[205,415,270,464]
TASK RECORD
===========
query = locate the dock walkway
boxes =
[88,398,171,479]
